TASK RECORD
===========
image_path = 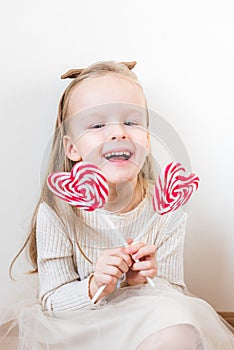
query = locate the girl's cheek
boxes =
[133,133,149,148]
[84,141,105,160]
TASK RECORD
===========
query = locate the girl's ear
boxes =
[63,135,82,162]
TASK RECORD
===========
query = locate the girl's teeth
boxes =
[104,151,131,159]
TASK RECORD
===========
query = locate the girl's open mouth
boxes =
[104,150,132,162]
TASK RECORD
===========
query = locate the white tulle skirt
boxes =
[0,274,233,350]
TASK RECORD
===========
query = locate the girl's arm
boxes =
[36,202,96,315]
[154,213,188,292]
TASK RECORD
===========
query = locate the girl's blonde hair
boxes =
[9,60,156,278]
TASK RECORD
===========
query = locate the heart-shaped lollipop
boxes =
[47,162,109,211]
[153,162,200,215]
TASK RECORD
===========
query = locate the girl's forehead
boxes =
[67,75,146,117]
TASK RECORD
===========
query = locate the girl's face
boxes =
[63,74,149,185]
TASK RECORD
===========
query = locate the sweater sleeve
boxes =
[155,213,188,291]
[36,202,94,315]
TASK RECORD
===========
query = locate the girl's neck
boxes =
[104,178,146,213]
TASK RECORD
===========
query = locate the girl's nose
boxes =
[109,123,127,140]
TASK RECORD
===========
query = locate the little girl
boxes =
[1,60,233,349]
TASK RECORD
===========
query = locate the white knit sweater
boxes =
[36,188,188,314]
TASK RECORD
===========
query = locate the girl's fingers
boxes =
[107,248,133,267]
[106,256,129,273]
[131,260,157,271]
[125,242,145,255]
[101,264,125,279]
[92,247,133,297]
[131,245,156,260]
[95,273,118,286]
[95,250,130,285]
[131,260,153,271]
[139,268,157,278]
[94,244,157,290]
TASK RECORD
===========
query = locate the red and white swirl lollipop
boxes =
[153,162,200,215]
[47,162,109,211]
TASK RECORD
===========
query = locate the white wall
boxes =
[0,0,233,311]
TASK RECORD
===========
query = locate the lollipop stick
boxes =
[146,276,155,287]
[91,284,106,304]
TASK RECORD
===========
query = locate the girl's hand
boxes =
[125,241,157,286]
[89,247,132,300]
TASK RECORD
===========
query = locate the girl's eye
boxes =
[89,123,105,129]
[124,121,138,126]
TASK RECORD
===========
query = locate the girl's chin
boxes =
[105,172,138,186]
[105,165,139,182]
